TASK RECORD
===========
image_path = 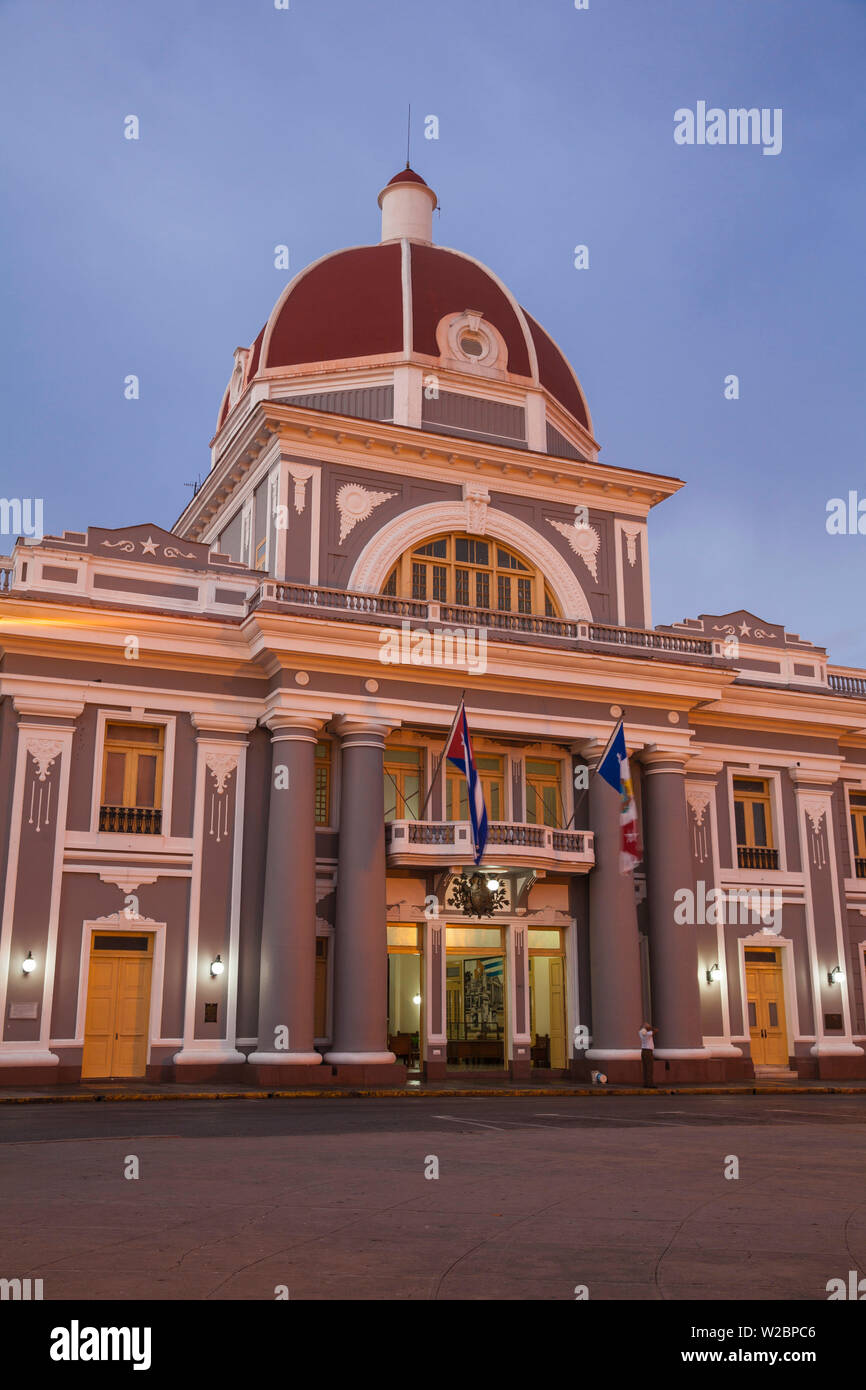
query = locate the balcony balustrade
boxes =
[247,581,716,657]
[737,845,780,871]
[385,818,594,873]
[99,805,162,835]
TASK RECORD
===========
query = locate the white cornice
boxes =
[177,400,682,540]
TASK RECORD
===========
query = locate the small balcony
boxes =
[737,845,779,871]
[385,819,595,874]
[855,857,866,879]
[99,805,162,835]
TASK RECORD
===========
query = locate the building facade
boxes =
[2,166,866,1086]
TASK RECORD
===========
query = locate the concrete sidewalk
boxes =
[2,1075,866,1103]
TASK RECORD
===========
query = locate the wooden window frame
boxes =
[314,741,331,827]
[384,746,425,822]
[733,777,775,850]
[384,532,558,619]
[101,723,165,811]
[525,758,564,829]
[446,754,505,822]
[849,789,866,871]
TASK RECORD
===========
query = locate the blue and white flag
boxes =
[596,717,642,874]
[445,700,488,864]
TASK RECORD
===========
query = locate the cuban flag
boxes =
[445,701,488,864]
[596,718,642,874]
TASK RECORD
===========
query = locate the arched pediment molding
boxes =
[348,500,592,620]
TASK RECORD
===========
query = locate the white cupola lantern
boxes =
[378,166,438,244]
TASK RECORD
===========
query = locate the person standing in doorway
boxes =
[639,1022,657,1088]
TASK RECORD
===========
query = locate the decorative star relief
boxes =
[336,482,396,545]
[548,515,600,581]
[101,535,196,560]
[711,619,778,642]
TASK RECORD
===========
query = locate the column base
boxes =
[321,1062,407,1086]
[324,1051,396,1065]
[174,1046,247,1066]
[575,1051,642,1084]
[574,1052,755,1084]
[0,1048,60,1067]
[247,1051,323,1066]
[0,1047,63,1085]
[809,1040,865,1058]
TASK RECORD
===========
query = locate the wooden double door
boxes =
[746,948,788,1067]
[81,933,154,1079]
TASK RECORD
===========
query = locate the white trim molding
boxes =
[349,501,592,620]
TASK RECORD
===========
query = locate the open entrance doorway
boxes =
[387,925,422,1074]
[445,925,507,1070]
[528,929,567,1071]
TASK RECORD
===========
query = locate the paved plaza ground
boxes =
[1,1094,864,1301]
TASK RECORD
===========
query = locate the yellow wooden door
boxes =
[746,959,787,1067]
[549,957,566,1069]
[81,956,118,1078]
[82,937,152,1079]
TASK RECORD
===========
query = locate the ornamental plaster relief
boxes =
[336,482,396,544]
[205,748,240,843]
[548,512,601,581]
[622,525,640,567]
[686,786,713,864]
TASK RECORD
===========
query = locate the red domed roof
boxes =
[266,244,404,367]
[222,175,592,439]
[386,164,429,188]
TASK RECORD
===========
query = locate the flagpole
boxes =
[417,690,466,822]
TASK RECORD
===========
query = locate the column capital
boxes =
[331,715,394,745]
[577,738,609,765]
[259,693,333,733]
[260,711,328,740]
[638,744,691,773]
[191,712,258,734]
[787,767,838,788]
[13,696,85,721]
[684,756,724,776]
[579,734,642,764]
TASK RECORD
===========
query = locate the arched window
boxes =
[382,533,558,617]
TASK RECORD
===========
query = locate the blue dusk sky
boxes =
[1,0,864,661]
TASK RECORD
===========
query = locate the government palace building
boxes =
[2,165,866,1087]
